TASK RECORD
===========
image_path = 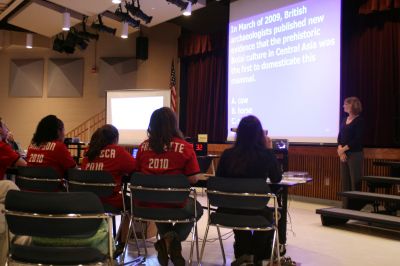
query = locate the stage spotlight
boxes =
[125,0,153,24]
[91,15,117,35]
[78,18,99,40]
[53,34,64,53]
[166,0,188,11]
[115,4,140,28]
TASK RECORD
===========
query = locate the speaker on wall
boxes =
[136,36,148,60]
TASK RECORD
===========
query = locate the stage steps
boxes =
[316,207,400,227]
[338,191,400,203]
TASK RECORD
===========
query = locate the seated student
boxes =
[0,117,22,154]
[26,115,76,180]
[135,107,203,266]
[216,115,282,266]
[0,180,30,265]
[81,124,136,255]
[0,122,27,180]
[81,124,136,210]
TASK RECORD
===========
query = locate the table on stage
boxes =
[194,172,312,251]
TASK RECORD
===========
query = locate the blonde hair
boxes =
[345,97,362,115]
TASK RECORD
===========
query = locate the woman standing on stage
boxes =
[337,97,364,208]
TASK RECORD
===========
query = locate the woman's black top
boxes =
[337,116,364,153]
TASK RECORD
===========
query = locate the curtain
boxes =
[342,1,400,146]
[178,31,227,142]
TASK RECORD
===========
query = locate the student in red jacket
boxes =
[81,124,136,210]
[26,115,76,179]
[0,119,26,179]
[136,107,203,266]
[81,124,136,257]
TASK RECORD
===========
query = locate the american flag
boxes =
[170,59,177,113]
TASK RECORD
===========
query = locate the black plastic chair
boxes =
[128,173,200,265]
[15,166,64,192]
[200,176,281,265]
[66,169,128,240]
[5,190,114,265]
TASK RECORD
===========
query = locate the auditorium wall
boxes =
[0,22,180,149]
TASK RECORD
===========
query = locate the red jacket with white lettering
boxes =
[26,141,76,178]
[81,144,136,209]
[135,137,200,208]
[136,137,199,176]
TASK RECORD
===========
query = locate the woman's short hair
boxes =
[345,97,362,115]
[86,124,119,161]
[147,107,183,153]
[32,115,64,146]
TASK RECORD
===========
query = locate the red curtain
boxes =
[359,0,400,14]
[342,1,400,146]
[178,32,227,142]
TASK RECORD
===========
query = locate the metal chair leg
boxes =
[195,223,200,265]
[200,222,210,263]
[139,221,148,257]
[189,224,194,265]
[216,226,226,265]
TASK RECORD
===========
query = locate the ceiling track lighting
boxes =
[125,0,153,24]
[62,11,71,31]
[166,0,198,11]
[91,15,117,35]
[115,4,140,28]
[26,33,33,49]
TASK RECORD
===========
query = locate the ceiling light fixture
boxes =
[183,2,192,16]
[62,11,71,31]
[115,4,140,28]
[166,0,198,11]
[121,21,129,39]
[125,0,153,24]
[112,0,122,3]
[26,33,33,49]
[91,15,117,35]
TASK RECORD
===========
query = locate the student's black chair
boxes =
[5,190,114,265]
[128,173,201,265]
[200,176,281,266]
[15,166,64,192]
[66,169,129,241]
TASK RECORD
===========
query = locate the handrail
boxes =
[65,110,106,143]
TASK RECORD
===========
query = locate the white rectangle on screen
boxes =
[106,90,171,145]
[111,97,163,129]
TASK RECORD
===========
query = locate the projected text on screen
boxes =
[228,0,341,143]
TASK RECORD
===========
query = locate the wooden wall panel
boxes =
[208,144,400,201]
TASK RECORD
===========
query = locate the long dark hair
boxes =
[86,124,119,161]
[230,115,267,174]
[32,115,64,146]
[147,107,183,153]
